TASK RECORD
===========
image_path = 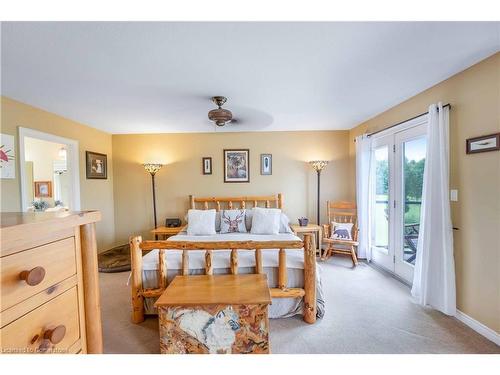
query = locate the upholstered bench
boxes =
[154,274,271,354]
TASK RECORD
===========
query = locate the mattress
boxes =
[139,232,325,319]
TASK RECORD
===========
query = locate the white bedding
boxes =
[139,232,325,319]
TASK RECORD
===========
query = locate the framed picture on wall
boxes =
[86,151,107,179]
[34,181,52,198]
[202,157,212,175]
[466,133,500,154]
[223,149,250,183]
[260,154,272,175]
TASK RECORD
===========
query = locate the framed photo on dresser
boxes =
[224,149,249,183]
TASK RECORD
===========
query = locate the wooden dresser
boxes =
[0,211,103,354]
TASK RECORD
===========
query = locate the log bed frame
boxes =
[130,194,317,324]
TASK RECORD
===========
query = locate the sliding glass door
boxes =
[370,118,427,283]
[394,125,427,282]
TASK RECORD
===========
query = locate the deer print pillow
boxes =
[220,209,247,233]
[331,222,353,240]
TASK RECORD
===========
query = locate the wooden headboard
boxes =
[189,194,283,211]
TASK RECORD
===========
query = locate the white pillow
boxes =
[246,208,292,233]
[331,222,353,240]
[220,209,247,233]
[215,211,221,232]
[186,211,222,232]
[245,209,254,231]
[187,209,216,236]
[250,207,281,235]
[279,212,293,234]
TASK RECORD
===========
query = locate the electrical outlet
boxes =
[450,189,458,202]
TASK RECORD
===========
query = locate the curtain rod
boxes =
[365,103,451,138]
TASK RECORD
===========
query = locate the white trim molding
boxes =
[456,310,500,346]
[369,112,428,140]
[18,127,81,211]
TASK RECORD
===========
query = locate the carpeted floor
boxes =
[99,257,499,354]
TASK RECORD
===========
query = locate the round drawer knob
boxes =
[19,266,46,286]
[44,325,66,344]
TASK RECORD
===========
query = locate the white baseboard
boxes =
[455,310,500,346]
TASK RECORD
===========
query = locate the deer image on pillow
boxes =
[331,222,354,240]
[220,210,247,233]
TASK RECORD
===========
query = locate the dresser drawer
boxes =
[0,286,81,354]
[1,237,77,311]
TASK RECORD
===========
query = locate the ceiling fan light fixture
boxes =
[212,96,227,108]
[208,96,233,126]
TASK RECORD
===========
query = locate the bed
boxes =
[130,194,324,324]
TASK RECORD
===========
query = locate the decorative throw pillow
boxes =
[245,208,293,233]
[250,207,281,235]
[187,209,216,236]
[331,222,353,240]
[220,209,247,233]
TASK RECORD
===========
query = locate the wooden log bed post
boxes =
[278,248,287,289]
[255,249,263,274]
[205,250,213,275]
[158,249,167,289]
[230,249,238,274]
[303,233,317,324]
[130,235,145,324]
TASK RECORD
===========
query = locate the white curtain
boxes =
[355,134,372,260]
[411,103,456,316]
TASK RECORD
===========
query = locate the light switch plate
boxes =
[450,189,458,202]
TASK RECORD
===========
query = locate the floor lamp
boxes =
[143,163,163,239]
[309,160,328,225]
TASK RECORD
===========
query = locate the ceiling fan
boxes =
[208,96,235,127]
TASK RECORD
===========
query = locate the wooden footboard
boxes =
[130,234,316,324]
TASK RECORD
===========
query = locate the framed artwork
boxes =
[34,181,52,198]
[86,151,107,179]
[224,149,250,183]
[202,157,212,175]
[0,133,16,179]
[260,154,272,175]
[466,133,500,154]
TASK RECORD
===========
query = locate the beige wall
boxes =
[112,131,351,244]
[0,96,116,251]
[348,52,500,333]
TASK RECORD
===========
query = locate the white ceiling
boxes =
[1,22,499,134]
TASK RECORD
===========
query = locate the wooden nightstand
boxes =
[151,225,186,240]
[290,224,322,256]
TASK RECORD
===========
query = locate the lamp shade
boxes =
[143,163,163,175]
[309,160,328,172]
